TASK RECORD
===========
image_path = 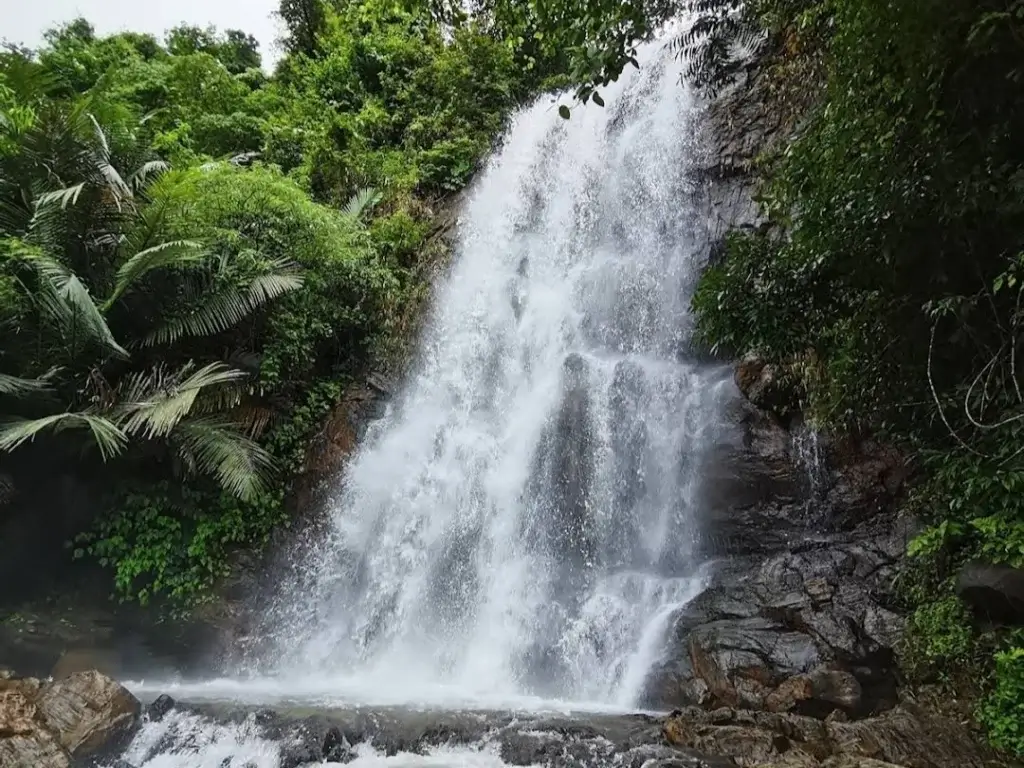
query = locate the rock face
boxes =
[0,670,140,768]
[641,388,913,718]
[641,51,919,723]
[662,702,998,768]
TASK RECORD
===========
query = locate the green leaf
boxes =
[0,371,57,398]
[341,187,382,221]
[592,92,605,107]
[105,240,206,307]
[0,412,128,460]
[35,183,86,210]
[17,250,129,358]
[115,362,249,440]
[141,259,302,347]
[558,105,571,120]
[173,418,276,501]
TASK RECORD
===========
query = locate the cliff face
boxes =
[639,57,922,723]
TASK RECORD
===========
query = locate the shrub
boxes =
[979,647,1024,756]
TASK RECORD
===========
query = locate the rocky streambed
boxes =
[0,668,1007,768]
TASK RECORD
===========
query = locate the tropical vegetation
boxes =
[4,0,1024,755]
[0,0,534,608]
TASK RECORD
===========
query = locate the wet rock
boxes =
[735,354,798,422]
[643,369,910,718]
[0,670,140,768]
[147,693,176,722]
[818,759,905,768]
[766,670,862,716]
[37,670,140,757]
[51,648,121,680]
[957,562,1024,625]
[662,704,995,768]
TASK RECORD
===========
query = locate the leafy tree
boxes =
[0,4,531,608]
[278,0,328,57]
[166,25,262,75]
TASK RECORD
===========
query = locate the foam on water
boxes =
[105,710,535,768]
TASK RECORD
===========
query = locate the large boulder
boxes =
[957,563,1024,625]
[0,670,140,768]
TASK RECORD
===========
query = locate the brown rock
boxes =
[36,670,140,759]
[809,669,862,713]
[0,730,70,768]
[0,687,38,737]
[804,578,834,605]
[663,703,994,768]
[663,715,690,747]
[51,648,121,680]
[766,676,814,713]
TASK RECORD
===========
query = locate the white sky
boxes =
[5,0,285,68]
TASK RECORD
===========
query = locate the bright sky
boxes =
[5,0,285,68]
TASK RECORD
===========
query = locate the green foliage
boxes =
[75,484,286,608]
[902,595,977,680]
[278,0,521,202]
[980,647,1024,756]
[0,0,533,609]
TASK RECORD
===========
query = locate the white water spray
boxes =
[228,37,734,711]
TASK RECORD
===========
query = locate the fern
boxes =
[105,239,206,306]
[342,187,382,221]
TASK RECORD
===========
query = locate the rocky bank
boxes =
[16,682,993,768]
[638,358,912,718]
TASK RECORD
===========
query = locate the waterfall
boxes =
[250,37,733,710]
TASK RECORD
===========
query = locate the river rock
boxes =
[146,693,176,723]
[735,354,797,422]
[0,670,140,767]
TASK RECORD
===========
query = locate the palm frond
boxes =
[87,113,131,202]
[174,418,276,501]
[116,362,249,439]
[246,259,304,306]
[105,239,205,307]
[0,412,128,460]
[342,187,382,221]
[140,285,255,347]
[128,160,170,191]
[17,249,129,358]
[141,260,303,347]
[35,183,86,210]
[0,370,58,398]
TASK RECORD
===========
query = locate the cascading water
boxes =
[236,35,735,711]
[108,32,745,768]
